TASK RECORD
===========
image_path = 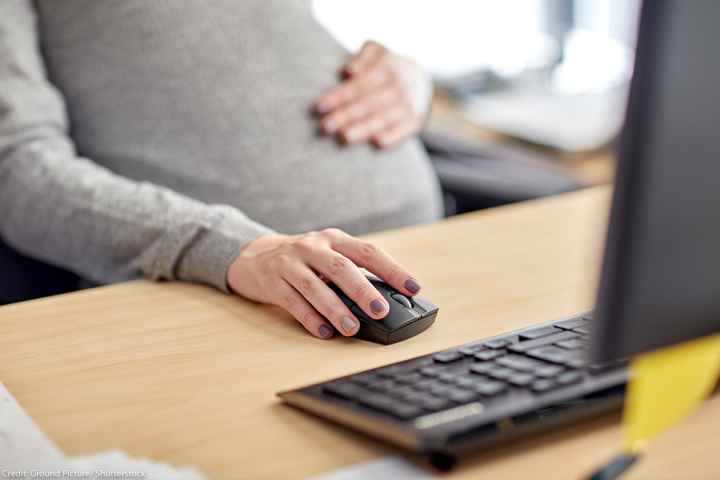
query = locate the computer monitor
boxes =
[592,0,720,362]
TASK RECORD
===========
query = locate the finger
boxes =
[275,279,335,339]
[333,237,422,298]
[304,248,390,320]
[313,66,390,116]
[319,85,400,136]
[372,117,423,149]
[340,103,410,144]
[343,41,387,77]
[282,263,361,335]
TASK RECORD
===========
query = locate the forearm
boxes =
[0,135,273,291]
[0,0,273,291]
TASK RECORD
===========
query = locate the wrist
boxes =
[227,233,289,293]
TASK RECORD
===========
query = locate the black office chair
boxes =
[421,131,585,215]
[0,239,79,304]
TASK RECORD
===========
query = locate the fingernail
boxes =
[319,324,334,339]
[370,298,387,315]
[322,119,338,134]
[404,278,421,295]
[341,316,358,334]
[315,101,330,114]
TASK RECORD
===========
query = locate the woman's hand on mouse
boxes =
[227,228,422,339]
[313,41,432,149]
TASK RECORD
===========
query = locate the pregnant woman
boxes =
[0,1,443,339]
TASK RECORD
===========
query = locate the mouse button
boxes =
[369,279,394,297]
[382,306,419,329]
[368,278,390,288]
[391,293,413,309]
[411,296,438,314]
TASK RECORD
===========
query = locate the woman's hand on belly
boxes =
[227,228,422,339]
[313,41,432,150]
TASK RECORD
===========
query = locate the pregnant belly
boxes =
[109,133,442,235]
[233,138,443,234]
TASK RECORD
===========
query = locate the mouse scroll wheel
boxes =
[391,293,413,309]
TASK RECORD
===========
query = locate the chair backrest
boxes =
[0,239,79,304]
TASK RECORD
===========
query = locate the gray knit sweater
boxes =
[0,0,442,292]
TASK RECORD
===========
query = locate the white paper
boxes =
[0,383,206,479]
[0,383,66,471]
[307,456,435,480]
[65,451,206,480]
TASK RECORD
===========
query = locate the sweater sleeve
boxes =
[0,0,274,292]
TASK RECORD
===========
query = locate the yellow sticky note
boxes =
[623,333,720,452]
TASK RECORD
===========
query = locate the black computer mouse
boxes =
[327,278,439,344]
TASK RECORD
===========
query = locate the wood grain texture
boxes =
[1,186,718,479]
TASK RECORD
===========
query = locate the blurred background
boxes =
[314,0,642,214]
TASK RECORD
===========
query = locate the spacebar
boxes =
[508,331,580,353]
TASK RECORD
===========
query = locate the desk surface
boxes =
[1,187,718,480]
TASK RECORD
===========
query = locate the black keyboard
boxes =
[279,313,628,459]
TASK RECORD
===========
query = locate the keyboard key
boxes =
[390,386,421,400]
[487,367,515,380]
[526,345,574,364]
[414,378,436,390]
[470,362,495,375]
[484,339,511,349]
[554,317,587,330]
[454,377,478,389]
[437,372,459,383]
[556,371,583,385]
[403,392,429,405]
[390,403,423,420]
[459,345,485,356]
[473,380,507,396]
[434,351,463,363]
[496,354,542,372]
[393,372,424,384]
[324,381,365,400]
[420,366,444,377]
[531,379,556,393]
[367,379,397,393]
[447,388,476,404]
[533,364,565,378]
[571,325,591,335]
[508,331,580,353]
[428,383,454,397]
[507,372,535,386]
[555,338,588,350]
[358,393,397,413]
[519,326,559,340]
[349,373,381,387]
[418,395,452,411]
[564,357,587,369]
[474,349,505,361]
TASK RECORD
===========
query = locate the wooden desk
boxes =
[1,187,718,479]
